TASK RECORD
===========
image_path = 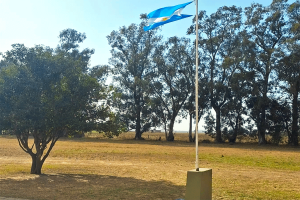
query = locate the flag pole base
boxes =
[185,168,212,200]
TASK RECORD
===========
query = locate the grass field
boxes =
[0,132,300,200]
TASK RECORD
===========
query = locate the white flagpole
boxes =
[195,0,199,171]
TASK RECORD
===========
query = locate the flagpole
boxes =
[195,0,199,171]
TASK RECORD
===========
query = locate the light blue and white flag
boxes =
[144,1,193,31]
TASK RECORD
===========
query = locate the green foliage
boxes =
[107,20,162,139]
[204,112,216,137]
[244,0,289,144]
[98,112,126,138]
[151,36,194,141]
[0,30,109,174]
[188,5,243,143]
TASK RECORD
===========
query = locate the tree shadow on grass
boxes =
[0,173,185,200]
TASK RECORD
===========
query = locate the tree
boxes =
[107,18,162,139]
[219,29,257,144]
[244,0,289,144]
[204,111,216,136]
[151,36,194,141]
[0,30,106,174]
[182,74,209,142]
[266,99,291,144]
[187,6,243,142]
[274,0,300,145]
[221,71,253,143]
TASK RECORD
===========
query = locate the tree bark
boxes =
[167,117,175,141]
[30,155,43,174]
[230,116,239,144]
[135,106,142,140]
[291,83,299,146]
[258,105,267,145]
[214,107,223,143]
[164,122,168,141]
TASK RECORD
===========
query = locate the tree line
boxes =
[0,0,299,174]
[108,0,300,145]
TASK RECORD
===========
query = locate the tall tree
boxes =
[275,0,300,146]
[151,36,194,141]
[245,0,288,144]
[107,18,162,139]
[187,6,243,142]
[220,29,257,144]
[279,53,300,145]
[0,30,106,174]
[182,74,209,142]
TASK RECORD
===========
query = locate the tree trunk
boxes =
[30,155,43,174]
[188,112,194,142]
[258,106,267,145]
[164,122,168,141]
[291,84,299,146]
[230,117,239,144]
[214,107,223,143]
[167,117,175,141]
[135,106,142,140]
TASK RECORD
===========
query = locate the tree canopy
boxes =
[0,29,110,174]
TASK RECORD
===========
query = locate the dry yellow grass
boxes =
[0,132,300,199]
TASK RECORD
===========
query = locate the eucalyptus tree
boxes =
[244,0,289,144]
[219,29,258,143]
[187,6,243,143]
[279,52,300,145]
[151,36,194,141]
[221,70,254,143]
[107,18,162,139]
[0,30,107,174]
[182,75,209,142]
[274,0,300,145]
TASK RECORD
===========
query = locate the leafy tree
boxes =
[266,100,291,144]
[279,52,300,145]
[244,0,289,144]
[0,30,106,174]
[220,30,257,144]
[151,36,194,141]
[182,75,209,142]
[204,111,216,137]
[107,18,162,139]
[187,6,243,142]
[221,72,253,143]
[274,0,300,145]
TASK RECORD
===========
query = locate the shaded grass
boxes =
[0,174,185,200]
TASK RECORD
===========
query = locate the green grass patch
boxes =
[200,153,300,171]
[0,164,29,175]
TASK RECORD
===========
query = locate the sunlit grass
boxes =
[0,134,300,200]
[0,164,29,175]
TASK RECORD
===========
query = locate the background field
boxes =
[0,132,300,200]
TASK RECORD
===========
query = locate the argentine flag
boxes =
[144,1,193,31]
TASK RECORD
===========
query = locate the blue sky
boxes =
[0,0,287,67]
[0,0,292,131]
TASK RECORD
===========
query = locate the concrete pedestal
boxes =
[185,168,212,200]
